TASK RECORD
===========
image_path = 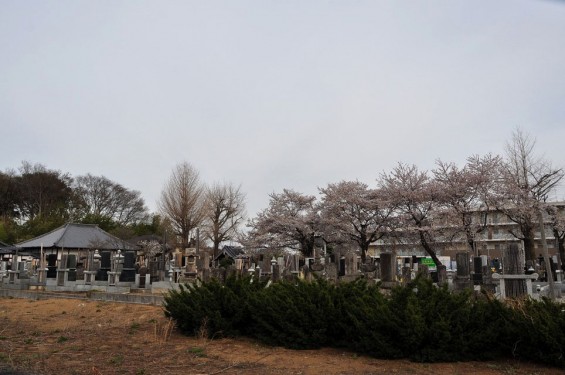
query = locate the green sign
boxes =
[420,257,436,267]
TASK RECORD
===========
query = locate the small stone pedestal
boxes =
[107,271,120,286]
[84,271,97,285]
[56,269,69,286]
[492,273,538,299]
[8,270,19,284]
[135,273,151,288]
[37,268,47,284]
[172,268,183,283]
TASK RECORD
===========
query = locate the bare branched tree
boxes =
[74,174,148,226]
[493,129,564,261]
[203,182,246,258]
[158,162,206,249]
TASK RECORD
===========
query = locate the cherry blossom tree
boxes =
[246,189,321,257]
[319,180,393,263]
[379,163,443,266]
[433,154,502,254]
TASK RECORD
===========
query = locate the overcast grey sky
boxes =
[2,1,565,218]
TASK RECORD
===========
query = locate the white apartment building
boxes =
[369,202,564,263]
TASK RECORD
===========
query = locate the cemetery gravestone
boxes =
[380,253,394,282]
[455,252,472,290]
[67,254,77,282]
[272,264,281,282]
[138,266,148,288]
[46,254,57,278]
[472,256,483,285]
[96,251,111,281]
[503,244,526,298]
[120,251,136,282]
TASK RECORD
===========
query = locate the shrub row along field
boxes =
[163,276,565,369]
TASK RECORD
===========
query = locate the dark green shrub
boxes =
[505,298,565,367]
[388,276,487,362]
[463,294,512,360]
[163,274,565,370]
[248,278,337,349]
[163,275,265,338]
[330,279,402,358]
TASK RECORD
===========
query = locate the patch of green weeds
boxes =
[57,336,68,343]
[109,354,124,366]
[129,322,141,334]
[187,346,207,358]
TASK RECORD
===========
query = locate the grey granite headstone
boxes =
[120,251,136,282]
[67,254,77,281]
[272,264,281,282]
[47,254,57,278]
[380,253,394,282]
[96,251,111,281]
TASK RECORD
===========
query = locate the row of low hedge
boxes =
[163,276,565,367]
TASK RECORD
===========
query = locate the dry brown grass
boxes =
[0,297,563,375]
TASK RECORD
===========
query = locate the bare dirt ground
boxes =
[0,297,563,375]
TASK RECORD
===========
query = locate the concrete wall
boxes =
[0,288,165,306]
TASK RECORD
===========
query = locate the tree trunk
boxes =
[522,229,536,262]
[503,243,526,298]
[301,237,314,257]
[465,228,476,255]
[560,242,565,272]
[554,228,565,272]
[419,231,442,267]
[181,229,190,250]
[213,241,220,261]
[360,243,368,264]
